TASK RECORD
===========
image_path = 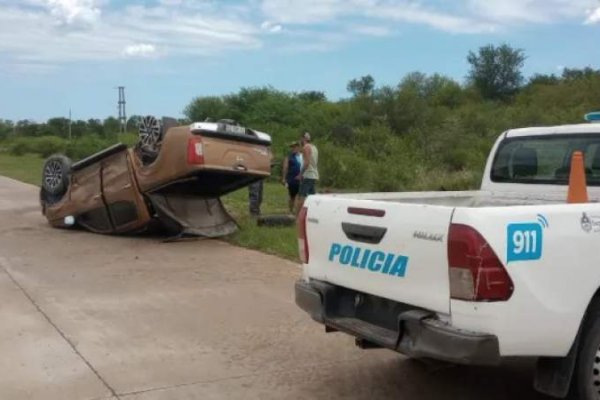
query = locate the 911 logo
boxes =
[507,214,548,263]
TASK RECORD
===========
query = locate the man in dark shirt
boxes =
[281,141,303,213]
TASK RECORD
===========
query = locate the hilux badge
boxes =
[413,231,444,242]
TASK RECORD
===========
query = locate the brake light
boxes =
[187,137,204,164]
[448,224,513,301]
[297,207,309,263]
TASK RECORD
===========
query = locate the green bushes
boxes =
[6,138,29,156]
[3,65,599,194]
[318,127,421,192]
[65,135,110,159]
[7,136,67,157]
[4,134,138,160]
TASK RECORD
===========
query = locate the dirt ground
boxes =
[0,176,551,400]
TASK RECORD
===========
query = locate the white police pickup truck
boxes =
[295,116,600,399]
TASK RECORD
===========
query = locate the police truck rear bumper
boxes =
[295,279,500,366]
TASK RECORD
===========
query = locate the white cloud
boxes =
[261,20,283,33]
[45,0,101,26]
[261,0,495,33]
[0,1,261,68]
[0,0,598,71]
[366,2,496,34]
[261,0,600,32]
[261,0,345,24]
[586,6,600,24]
[467,0,599,24]
[122,43,157,58]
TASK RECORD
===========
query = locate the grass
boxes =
[0,152,44,185]
[222,181,298,260]
[0,152,298,261]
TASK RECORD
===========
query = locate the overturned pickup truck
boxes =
[40,117,272,237]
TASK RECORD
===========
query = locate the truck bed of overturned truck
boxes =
[40,117,272,238]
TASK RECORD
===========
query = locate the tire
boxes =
[257,214,296,227]
[575,304,600,400]
[41,154,71,206]
[138,115,163,164]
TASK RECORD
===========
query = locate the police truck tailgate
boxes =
[303,197,454,315]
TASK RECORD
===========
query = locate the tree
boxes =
[16,120,40,136]
[103,117,120,136]
[71,120,87,138]
[46,117,69,137]
[347,75,375,97]
[0,119,14,139]
[562,67,600,81]
[184,96,230,122]
[126,115,143,132]
[424,74,463,108]
[467,44,526,100]
[87,119,104,136]
[528,74,560,86]
[297,91,326,103]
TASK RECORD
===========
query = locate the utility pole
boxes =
[68,108,72,140]
[117,86,127,134]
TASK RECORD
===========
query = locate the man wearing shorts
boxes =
[281,141,303,213]
[296,132,319,215]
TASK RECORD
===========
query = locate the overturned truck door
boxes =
[148,194,238,238]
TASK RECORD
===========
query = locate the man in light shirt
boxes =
[295,132,319,215]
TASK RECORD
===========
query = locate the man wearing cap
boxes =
[296,132,319,214]
[281,141,303,213]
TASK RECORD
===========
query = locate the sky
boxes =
[0,0,599,122]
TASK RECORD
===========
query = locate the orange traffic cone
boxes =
[567,151,589,204]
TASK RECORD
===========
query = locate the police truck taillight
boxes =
[187,137,204,164]
[448,224,513,302]
[297,207,309,263]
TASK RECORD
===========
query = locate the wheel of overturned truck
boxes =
[41,154,72,211]
[138,115,163,164]
[42,154,71,198]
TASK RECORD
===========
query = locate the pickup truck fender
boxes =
[534,291,600,398]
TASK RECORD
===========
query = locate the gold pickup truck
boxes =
[40,117,272,237]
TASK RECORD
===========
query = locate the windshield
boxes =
[491,134,600,186]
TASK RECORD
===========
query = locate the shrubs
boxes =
[65,135,109,160]
[318,134,421,192]
[6,138,29,156]
[7,136,67,158]
[1,125,486,193]
[4,135,137,161]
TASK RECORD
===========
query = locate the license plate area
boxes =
[323,285,419,331]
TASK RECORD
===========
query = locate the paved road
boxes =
[0,176,551,400]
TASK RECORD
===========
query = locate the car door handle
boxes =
[342,223,387,244]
